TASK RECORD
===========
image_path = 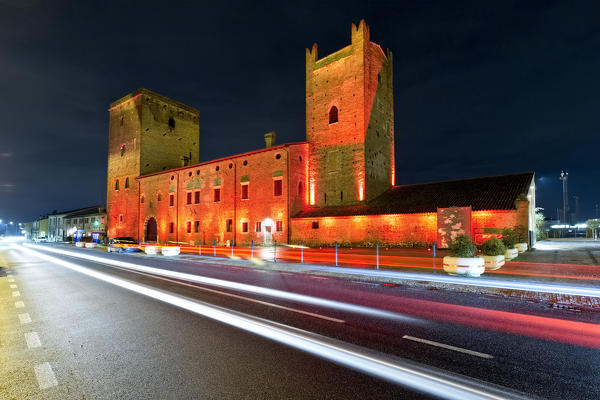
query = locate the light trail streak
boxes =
[18,245,530,400]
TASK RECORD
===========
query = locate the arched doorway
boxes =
[146,217,157,242]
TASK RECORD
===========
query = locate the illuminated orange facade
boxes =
[106,21,535,247]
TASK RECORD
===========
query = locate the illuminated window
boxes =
[186,221,191,233]
[242,221,248,233]
[312,221,319,229]
[241,184,249,200]
[169,222,174,233]
[194,191,200,204]
[194,221,200,233]
[226,219,232,232]
[125,177,130,189]
[186,192,192,205]
[213,188,221,202]
[276,221,283,232]
[168,117,175,129]
[329,106,338,124]
[273,179,282,196]
[115,179,119,190]
[169,194,175,206]
[255,221,261,232]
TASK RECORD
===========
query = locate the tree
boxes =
[535,207,546,240]
[587,219,600,240]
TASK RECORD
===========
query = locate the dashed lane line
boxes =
[18,313,32,324]
[8,277,15,282]
[10,284,17,288]
[15,301,25,308]
[25,332,42,349]
[34,362,58,389]
[402,335,493,359]
[12,291,20,297]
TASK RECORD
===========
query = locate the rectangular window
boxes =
[186,221,191,233]
[312,221,319,229]
[169,194,175,206]
[276,220,283,232]
[194,191,200,204]
[226,219,232,232]
[119,215,123,223]
[255,221,261,232]
[242,222,248,233]
[214,188,221,202]
[241,184,249,200]
[169,222,174,234]
[273,179,282,196]
[186,192,192,205]
[194,221,200,233]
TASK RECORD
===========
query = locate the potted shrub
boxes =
[514,225,528,253]
[501,228,519,260]
[479,237,506,270]
[443,235,485,277]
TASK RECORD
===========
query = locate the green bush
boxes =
[480,237,506,256]
[501,228,519,249]
[514,225,528,243]
[449,234,477,258]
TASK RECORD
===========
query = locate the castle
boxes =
[106,21,535,247]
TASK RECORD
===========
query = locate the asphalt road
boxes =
[2,243,599,399]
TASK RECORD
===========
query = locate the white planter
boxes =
[75,242,85,248]
[504,248,518,260]
[145,246,161,255]
[161,246,180,256]
[479,254,505,270]
[515,243,528,253]
[443,256,485,277]
[85,242,97,248]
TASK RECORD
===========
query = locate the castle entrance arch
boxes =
[145,217,157,242]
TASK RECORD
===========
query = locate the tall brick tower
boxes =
[306,20,394,207]
[106,88,199,239]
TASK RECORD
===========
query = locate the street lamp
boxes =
[9,221,14,225]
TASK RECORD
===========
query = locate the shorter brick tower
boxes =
[106,88,199,239]
[306,20,394,208]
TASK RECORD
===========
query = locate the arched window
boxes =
[168,117,175,129]
[125,177,130,188]
[157,193,162,202]
[115,179,119,190]
[140,196,145,204]
[329,106,338,124]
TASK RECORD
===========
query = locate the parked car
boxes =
[107,237,142,253]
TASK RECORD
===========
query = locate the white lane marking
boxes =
[15,301,25,308]
[111,265,345,324]
[25,332,42,348]
[34,362,58,389]
[402,335,493,359]
[18,246,520,400]
[8,277,15,282]
[12,291,20,297]
[10,284,17,288]
[18,313,32,324]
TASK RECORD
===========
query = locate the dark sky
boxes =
[1,0,599,223]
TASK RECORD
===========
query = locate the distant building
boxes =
[63,206,106,241]
[105,21,536,247]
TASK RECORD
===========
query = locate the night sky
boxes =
[1,0,599,223]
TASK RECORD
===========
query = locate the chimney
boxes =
[264,131,276,148]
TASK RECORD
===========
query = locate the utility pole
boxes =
[573,195,579,224]
[559,170,569,224]
[596,204,599,219]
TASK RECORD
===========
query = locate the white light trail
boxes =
[18,245,529,400]
[20,244,417,323]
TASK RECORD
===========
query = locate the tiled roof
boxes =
[294,172,534,218]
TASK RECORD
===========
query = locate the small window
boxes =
[312,221,319,229]
[169,222,174,233]
[168,117,175,129]
[120,116,124,126]
[213,188,221,202]
[255,221,262,232]
[242,222,248,233]
[158,193,162,202]
[186,192,192,205]
[324,192,327,204]
[377,73,381,83]
[194,221,200,233]
[194,191,200,204]
[188,172,192,177]
[275,154,281,160]
[119,214,123,223]
[125,177,130,189]
[329,106,338,124]
[276,221,283,232]
[340,191,343,202]
[215,166,220,171]
[141,196,145,204]
[273,179,283,196]
[120,144,126,157]
[243,160,248,166]
[298,181,303,197]
[186,221,192,233]
[228,163,233,169]
[226,219,232,232]
[115,179,119,190]
[241,184,249,200]
[169,194,175,206]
